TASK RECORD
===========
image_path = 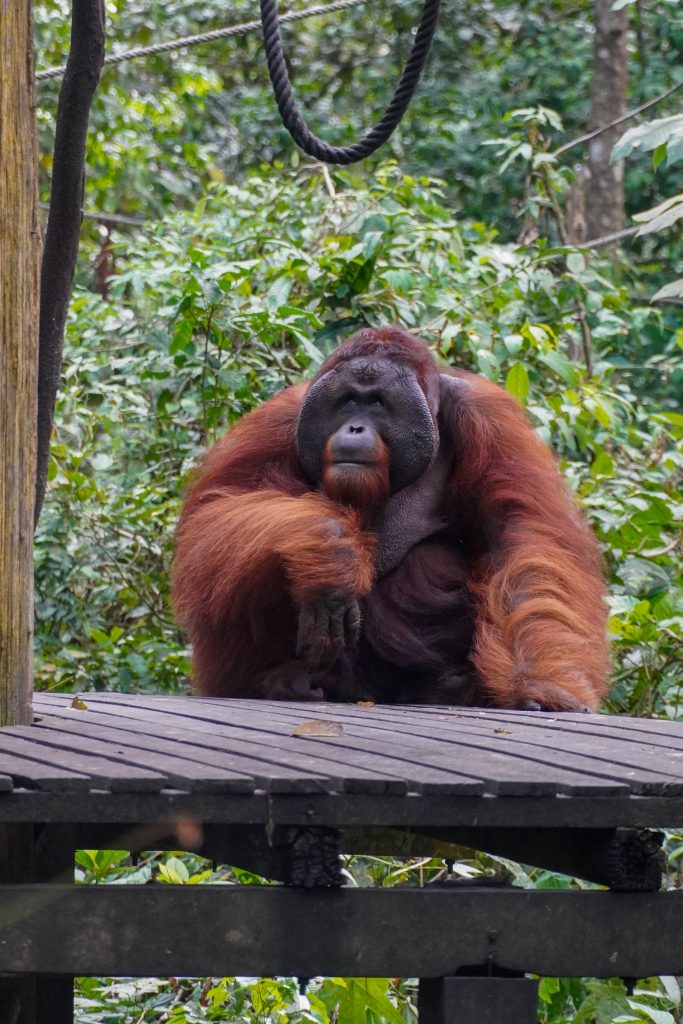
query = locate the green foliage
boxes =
[34,0,683,231]
[615,109,683,304]
[613,115,683,169]
[318,978,406,1024]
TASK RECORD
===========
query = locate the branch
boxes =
[578,225,639,249]
[574,302,594,379]
[39,201,143,228]
[553,79,683,158]
[36,0,106,525]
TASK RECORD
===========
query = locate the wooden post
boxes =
[418,977,539,1024]
[0,3,40,1019]
[0,0,41,729]
[0,825,36,1023]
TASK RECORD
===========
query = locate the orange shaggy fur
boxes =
[173,329,609,709]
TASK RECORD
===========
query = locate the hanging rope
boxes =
[36,0,373,82]
[261,0,441,165]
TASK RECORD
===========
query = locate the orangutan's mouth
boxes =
[332,460,373,468]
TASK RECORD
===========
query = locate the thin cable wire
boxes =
[554,79,683,157]
[36,0,373,82]
[261,0,441,164]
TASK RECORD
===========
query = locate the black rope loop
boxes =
[260,0,441,165]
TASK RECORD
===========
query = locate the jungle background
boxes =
[34,0,683,1020]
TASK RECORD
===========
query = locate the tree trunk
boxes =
[0,2,40,728]
[584,0,629,240]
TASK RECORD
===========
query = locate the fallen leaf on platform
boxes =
[292,720,344,737]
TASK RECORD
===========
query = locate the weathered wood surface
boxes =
[0,694,679,827]
[0,7,42,1018]
[0,0,41,728]
[2,884,683,978]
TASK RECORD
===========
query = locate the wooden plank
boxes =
[0,733,143,791]
[32,706,409,796]
[34,716,335,796]
[446,708,683,740]
[96,696,633,797]
[1,723,255,795]
[2,885,683,978]
[1,788,683,830]
[345,705,683,751]
[188,699,677,795]
[288,705,683,792]
[200,699,662,742]
[438,707,683,754]
[37,696,485,795]
[0,753,88,791]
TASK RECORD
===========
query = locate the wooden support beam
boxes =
[415,826,665,891]
[0,0,40,729]
[73,823,662,891]
[0,2,40,1017]
[418,977,539,1024]
[0,826,35,1023]
[1,885,683,978]
[33,826,77,1024]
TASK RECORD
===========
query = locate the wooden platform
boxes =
[0,693,681,829]
[3,694,683,1021]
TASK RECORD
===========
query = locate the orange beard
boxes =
[322,439,391,519]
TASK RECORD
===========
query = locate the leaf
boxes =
[652,278,683,302]
[348,256,376,295]
[538,976,561,1004]
[314,317,365,344]
[538,349,578,385]
[503,333,524,355]
[266,277,293,309]
[653,141,668,171]
[613,115,683,161]
[590,452,615,478]
[505,363,530,406]
[634,195,683,236]
[574,978,632,1024]
[566,252,586,275]
[619,556,671,595]
[292,720,344,737]
[665,134,683,167]
[157,857,190,884]
[633,194,683,222]
[169,319,194,354]
[70,694,89,710]
[90,453,113,471]
[319,978,404,1024]
[654,411,683,428]
[660,976,681,1007]
[628,1000,676,1024]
